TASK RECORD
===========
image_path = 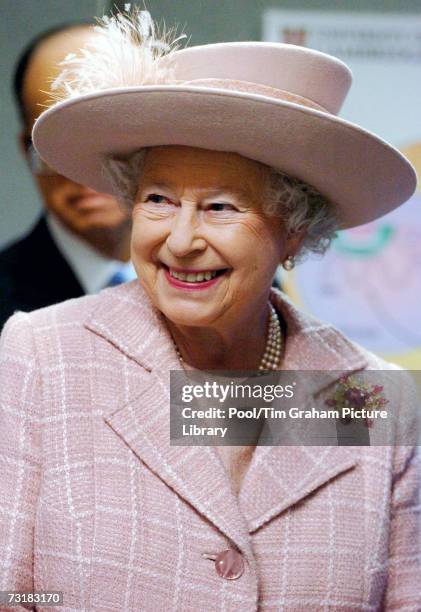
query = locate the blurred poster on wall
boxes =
[263,10,421,368]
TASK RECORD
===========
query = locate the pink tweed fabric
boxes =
[0,280,420,611]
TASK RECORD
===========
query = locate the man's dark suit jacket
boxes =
[0,216,84,331]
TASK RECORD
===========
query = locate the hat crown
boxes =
[169,42,353,115]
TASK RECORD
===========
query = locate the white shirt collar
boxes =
[46,213,136,294]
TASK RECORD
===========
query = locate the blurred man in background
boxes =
[0,23,135,330]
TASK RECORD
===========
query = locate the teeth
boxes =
[169,269,220,282]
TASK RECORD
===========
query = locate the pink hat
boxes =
[32,10,417,229]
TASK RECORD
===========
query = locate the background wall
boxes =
[1,0,420,247]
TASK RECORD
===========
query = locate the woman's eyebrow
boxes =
[200,187,249,200]
[140,184,249,200]
[140,182,177,193]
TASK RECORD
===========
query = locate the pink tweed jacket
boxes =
[0,281,420,611]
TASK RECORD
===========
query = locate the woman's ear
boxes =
[284,228,307,260]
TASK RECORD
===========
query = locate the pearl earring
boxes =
[282,255,295,271]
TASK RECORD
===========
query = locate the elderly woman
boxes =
[0,10,420,612]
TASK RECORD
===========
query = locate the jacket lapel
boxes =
[85,281,253,558]
[239,444,359,533]
[85,282,369,542]
[239,290,368,533]
[103,379,253,557]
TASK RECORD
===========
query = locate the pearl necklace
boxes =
[173,303,282,371]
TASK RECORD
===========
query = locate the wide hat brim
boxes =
[33,84,417,229]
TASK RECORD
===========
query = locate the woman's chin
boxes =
[161,305,218,329]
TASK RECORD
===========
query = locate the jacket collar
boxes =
[85,281,368,551]
[84,280,368,378]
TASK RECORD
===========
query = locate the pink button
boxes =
[214,549,245,580]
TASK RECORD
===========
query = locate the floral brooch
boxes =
[325,374,389,427]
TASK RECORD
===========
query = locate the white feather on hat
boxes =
[50,6,186,101]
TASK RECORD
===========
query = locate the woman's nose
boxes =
[166,205,206,257]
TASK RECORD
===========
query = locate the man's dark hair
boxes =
[13,21,91,130]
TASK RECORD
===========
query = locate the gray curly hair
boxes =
[103,148,339,263]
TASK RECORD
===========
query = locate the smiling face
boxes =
[131,146,295,329]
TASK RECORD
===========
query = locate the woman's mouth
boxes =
[162,265,229,290]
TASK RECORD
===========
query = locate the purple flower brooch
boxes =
[325,374,388,428]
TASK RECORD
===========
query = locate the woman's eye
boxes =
[145,193,170,204]
[138,193,177,216]
[208,202,237,212]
